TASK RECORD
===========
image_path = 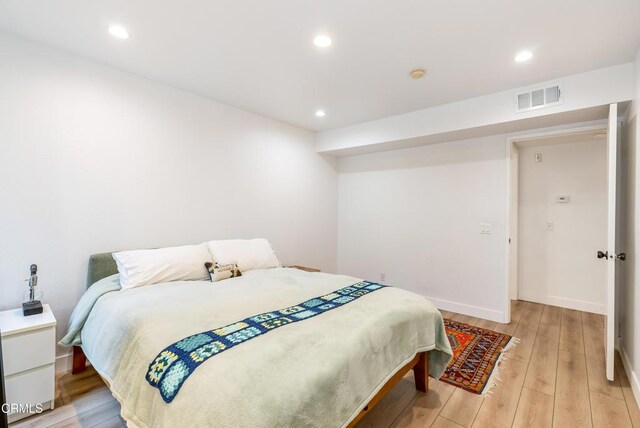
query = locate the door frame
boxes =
[504,123,609,320]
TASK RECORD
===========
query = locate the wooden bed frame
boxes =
[72,346,429,426]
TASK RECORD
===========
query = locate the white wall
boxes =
[0,34,338,359]
[517,139,607,313]
[337,135,508,322]
[620,47,640,408]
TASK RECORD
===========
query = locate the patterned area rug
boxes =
[439,319,516,395]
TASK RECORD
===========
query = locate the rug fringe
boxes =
[482,336,520,397]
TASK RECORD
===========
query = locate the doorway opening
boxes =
[507,125,608,313]
[506,105,621,382]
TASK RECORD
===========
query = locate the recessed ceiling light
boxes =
[410,69,426,79]
[313,35,332,48]
[109,25,130,39]
[514,50,533,63]
[315,110,326,117]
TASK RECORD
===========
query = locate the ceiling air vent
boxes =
[515,82,563,113]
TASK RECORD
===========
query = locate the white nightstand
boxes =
[0,304,56,423]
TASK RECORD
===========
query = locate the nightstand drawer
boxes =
[2,327,56,376]
[5,364,55,412]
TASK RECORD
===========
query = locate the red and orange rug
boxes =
[439,319,516,395]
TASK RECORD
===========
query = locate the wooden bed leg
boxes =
[72,346,87,374]
[413,352,429,393]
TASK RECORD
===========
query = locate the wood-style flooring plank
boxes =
[47,401,122,428]
[590,390,632,428]
[585,353,624,400]
[582,311,604,329]
[492,301,525,336]
[539,305,562,326]
[511,387,554,428]
[559,308,585,355]
[91,415,126,428]
[439,388,484,428]
[554,350,592,427]
[517,308,542,331]
[356,377,418,428]
[391,380,455,428]
[511,323,538,363]
[473,318,497,331]
[523,302,544,313]
[440,310,454,319]
[457,315,479,326]
[511,301,527,323]
[57,368,110,405]
[523,324,560,396]
[615,352,640,428]
[12,387,115,428]
[583,322,605,357]
[493,321,518,336]
[471,358,528,428]
[431,416,465,428]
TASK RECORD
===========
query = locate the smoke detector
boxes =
[410,69,426,79]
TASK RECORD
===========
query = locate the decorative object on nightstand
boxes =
[287,265,321,273]
[22,264,43,316]
[0,305,56,423]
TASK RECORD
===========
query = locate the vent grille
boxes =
[515,83,563,112]
[545,86,561,103]
[531,89,544,107]
[517,93,530,110]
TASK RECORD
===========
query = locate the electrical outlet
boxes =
[380,273,386,282]
[480,223,493,234]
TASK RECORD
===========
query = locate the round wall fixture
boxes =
[410,69,426,79]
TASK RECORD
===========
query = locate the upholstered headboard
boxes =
[87,252,118,289]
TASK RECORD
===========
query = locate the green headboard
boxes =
[87,252,118,288]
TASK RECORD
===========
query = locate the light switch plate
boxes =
[546,221,554,231]
[480,223,493,234]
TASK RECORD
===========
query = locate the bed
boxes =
[62,252,453,428]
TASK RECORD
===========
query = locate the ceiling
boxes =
[1,0,639,132]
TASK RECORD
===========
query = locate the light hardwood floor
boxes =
[10,301,640,428]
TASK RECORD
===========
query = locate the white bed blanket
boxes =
[80,268,452,428]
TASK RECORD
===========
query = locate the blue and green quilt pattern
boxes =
[146,280,388,403]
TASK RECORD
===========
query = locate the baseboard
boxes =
[619,345,640,410]
[425,296,506,323]
[55,352,72,374]
[517,292,605,314]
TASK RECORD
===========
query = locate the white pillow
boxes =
[113,243,211,290]
[206,239,280,272]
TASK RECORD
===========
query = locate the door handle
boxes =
[597,251,608,260]
[615,253,626,261]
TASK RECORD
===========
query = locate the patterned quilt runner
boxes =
[146,280,388,402]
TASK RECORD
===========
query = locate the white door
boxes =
[604,102,624,381]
